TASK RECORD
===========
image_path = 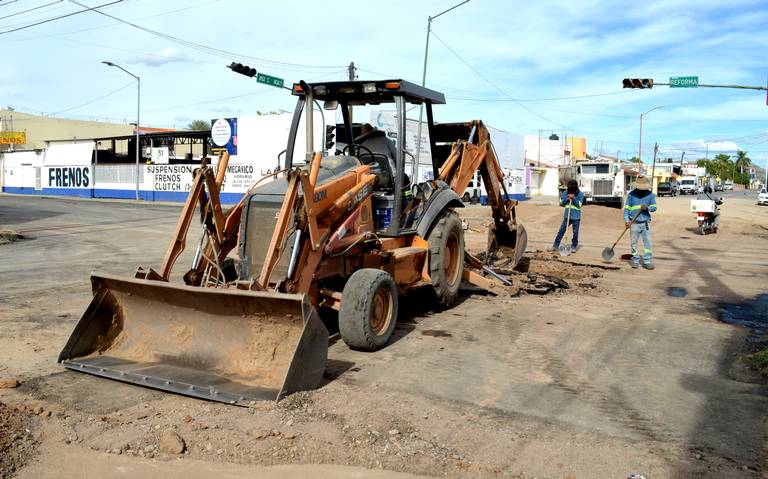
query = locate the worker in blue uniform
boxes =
[624,176,658,269]
[551,179,585,252]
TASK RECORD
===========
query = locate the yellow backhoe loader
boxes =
[59,79,527,405]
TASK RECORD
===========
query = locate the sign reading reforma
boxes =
[210,118,238,155]
[670,76,699,88]
[0,131,26,145]
[46,166,91,188]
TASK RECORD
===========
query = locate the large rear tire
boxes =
[339,269,398,351]
[426,211,465,308]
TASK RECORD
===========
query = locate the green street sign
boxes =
[256,72,284,89]
[670,76,699,88]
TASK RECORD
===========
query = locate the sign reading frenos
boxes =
[47,166,91,188]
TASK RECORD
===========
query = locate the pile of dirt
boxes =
[0,402,39,477]
[0,229,24,245]
[474,250,611,296]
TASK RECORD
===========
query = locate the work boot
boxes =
[642,263,655,270]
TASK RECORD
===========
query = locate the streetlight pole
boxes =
[638,105,663,176]
[102,61,141,200]
[414,0,469,182]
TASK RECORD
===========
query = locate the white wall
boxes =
[1,150,43,189]
[487,127,525,170]
[540,168,560,195]
[524,136,569,167]
[44,141,94,166]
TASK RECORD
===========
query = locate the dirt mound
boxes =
[472,251,610,296]
[0,230,24,245]
[0,402,39,477]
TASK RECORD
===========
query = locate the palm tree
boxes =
[186,119,210,131]
[734,150,752,186]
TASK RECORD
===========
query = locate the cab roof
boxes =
[291,79,446,105]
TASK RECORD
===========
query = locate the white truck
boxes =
[679,176,698,195]
[559,160,625,206]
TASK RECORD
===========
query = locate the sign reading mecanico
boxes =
[147,164,194,191]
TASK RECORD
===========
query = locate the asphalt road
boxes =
[1,192,767,478]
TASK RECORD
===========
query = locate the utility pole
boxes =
[347,62,357,123]
[638,106,664,175]
[679,151,685,177]
[650,143,659,192]
[537,130,541,166]
[415,0,470,182]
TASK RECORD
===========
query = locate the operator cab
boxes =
[285,79,447,236]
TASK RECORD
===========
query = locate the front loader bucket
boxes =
[58,273,328,405]
[487,222,528,269]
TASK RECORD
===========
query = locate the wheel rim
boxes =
[369,287,393,335]
[444,232,461,286]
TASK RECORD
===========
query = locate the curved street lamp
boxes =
[102,61,141,200]
[638,105,663,174]
[414,0,470,181]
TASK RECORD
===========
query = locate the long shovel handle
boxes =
[563,198,573,244]
[610,212,640,249]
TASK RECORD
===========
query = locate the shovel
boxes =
[558,199,573,257]
[601,212,640,261]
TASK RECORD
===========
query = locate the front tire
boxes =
[339,269,399,351]
[426,211,465,308]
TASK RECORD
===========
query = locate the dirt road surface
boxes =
[1,191,766,478]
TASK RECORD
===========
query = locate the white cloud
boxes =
[129,47,191,67]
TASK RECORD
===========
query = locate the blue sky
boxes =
[1,0,767,165]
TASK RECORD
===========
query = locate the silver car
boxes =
[758,189,768,206]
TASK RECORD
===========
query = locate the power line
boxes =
[0,0,219,43]
[0,0,64,21]
[50,80,135,114]
[142,68,348,113]
[429,29,570,130]
[66,0,347,72]
[0,0,123,35]
[450,90,636,102]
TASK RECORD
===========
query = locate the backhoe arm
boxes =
[437,120,527,268]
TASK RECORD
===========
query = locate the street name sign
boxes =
[670,76,699,88]
[256,73,284,89]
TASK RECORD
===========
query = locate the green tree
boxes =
[734,150,752,186]
[186,119,210,131]
[699,154,738,181]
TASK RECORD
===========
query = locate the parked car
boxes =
[724,182,734,191]
[714,183,724,192]
[657,182,678,197]
[758,188,768,206]
[679,177,698,195]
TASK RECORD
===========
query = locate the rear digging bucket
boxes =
[487,223,528,268]
[58,274,328,405]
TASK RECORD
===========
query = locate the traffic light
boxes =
[228,62,256,77]
[622,78,654,89]
[325,125,336,150]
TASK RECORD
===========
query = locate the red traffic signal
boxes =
[622,78,654,89]
[228,62,257,78]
